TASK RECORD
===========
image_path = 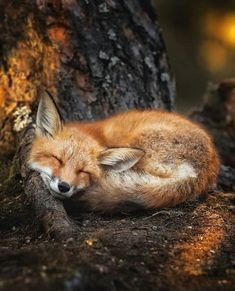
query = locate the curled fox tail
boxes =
[80,161,218,212]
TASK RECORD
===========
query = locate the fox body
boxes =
[29,93,219,212]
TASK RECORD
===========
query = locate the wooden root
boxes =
[17,125,77,241]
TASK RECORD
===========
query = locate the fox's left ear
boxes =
[36,91,63,137]
[99,147,145,172]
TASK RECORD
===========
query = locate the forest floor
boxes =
[0,146,234,291]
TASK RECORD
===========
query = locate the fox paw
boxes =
[152,164,173,178]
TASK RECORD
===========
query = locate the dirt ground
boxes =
[0,147,234,291]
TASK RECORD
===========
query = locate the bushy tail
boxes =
[82,162,218,212]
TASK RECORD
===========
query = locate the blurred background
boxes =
[153,0,235,113]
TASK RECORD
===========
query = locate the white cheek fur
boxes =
[30,162,52,177]
[30,162,77,199]
[49,178,60,193]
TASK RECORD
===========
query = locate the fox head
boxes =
[28,92,144,200]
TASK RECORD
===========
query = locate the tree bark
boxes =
[0,0,175,239]
[190,79,235,191]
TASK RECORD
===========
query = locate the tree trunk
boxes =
[0,0,175,239]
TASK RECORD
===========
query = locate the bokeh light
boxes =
[205,13,235,47]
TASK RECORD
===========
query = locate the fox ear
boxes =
[99,148,145,172]
[36,91,63,137]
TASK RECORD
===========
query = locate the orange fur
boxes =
[29,93,220,212]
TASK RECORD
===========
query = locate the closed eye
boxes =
[76,170,90,175]
[51,155,63,164]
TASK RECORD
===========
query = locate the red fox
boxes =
[28,92,219,212]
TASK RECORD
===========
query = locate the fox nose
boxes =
[58,181,71,193]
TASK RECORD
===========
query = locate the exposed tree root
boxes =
[17,125,77,240]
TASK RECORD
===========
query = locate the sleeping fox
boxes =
[28,92,219,212]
